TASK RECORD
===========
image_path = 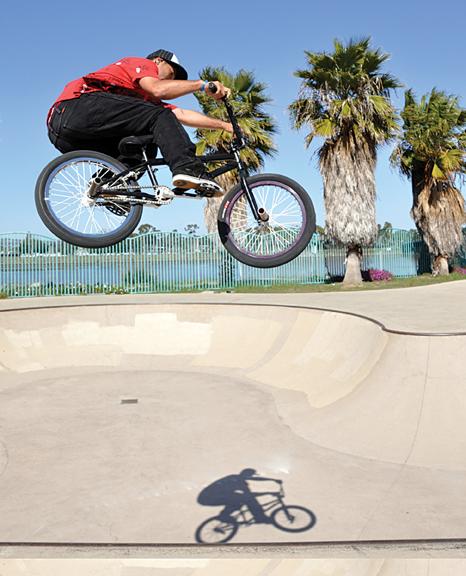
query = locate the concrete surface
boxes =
[2,559,466,575]
[0,282,465,550]
[1,279,465,334]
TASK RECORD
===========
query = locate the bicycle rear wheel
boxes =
[217,174,316,268]
[35,150,143,248]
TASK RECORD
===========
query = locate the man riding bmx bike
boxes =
[47,49,233,196]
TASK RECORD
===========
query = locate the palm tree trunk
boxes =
[204,172,239,233]
[204,197,222,234]
[433,255,449,276]
[410,164,466,275]
[321,138,378,286]
[344,245,363,285]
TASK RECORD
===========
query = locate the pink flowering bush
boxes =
[368,268,393,281]
[453,267,466,275]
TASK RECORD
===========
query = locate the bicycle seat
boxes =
[118,135,157,157]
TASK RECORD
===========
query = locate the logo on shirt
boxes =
[136,67,141,73]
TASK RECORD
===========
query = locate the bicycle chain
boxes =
[98,185,173,208]
[101,184,158,191]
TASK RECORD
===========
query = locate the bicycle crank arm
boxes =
[172,188,205,200]
[98,191,154,201]
[99,195,172,207]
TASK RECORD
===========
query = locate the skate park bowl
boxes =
[0,297,465,548]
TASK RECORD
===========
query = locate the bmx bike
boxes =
[195,483,316,544]
[36,84,316,268]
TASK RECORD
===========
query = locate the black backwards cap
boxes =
[146,49,188,80]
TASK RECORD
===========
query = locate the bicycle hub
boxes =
[87,177,102,198]
[258,208,269,222]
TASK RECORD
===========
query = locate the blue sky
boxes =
[1,0,465,237]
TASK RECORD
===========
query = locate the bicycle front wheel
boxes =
[217,174,316,268]
[35,150,143,248]
[271,505,316,533]
[195,516,238,544]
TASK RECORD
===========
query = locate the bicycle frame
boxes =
[96,98,263,221]
[233,489,285,525]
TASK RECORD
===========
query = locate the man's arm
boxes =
[139,78,229,101]
[249,476,282,483]
[172,108,233,133]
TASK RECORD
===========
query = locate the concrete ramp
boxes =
[0,302,465,545]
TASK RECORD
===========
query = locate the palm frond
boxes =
[194,66,277,178]
[393,88,466,183]
[289,37,399,148]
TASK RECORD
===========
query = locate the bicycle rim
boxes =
[271,505,316,532]
[226,180,307,259]
[44,156,137,238]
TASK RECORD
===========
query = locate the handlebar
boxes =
[249,481,285,499]
[252,488,284,499]
[204,82,247,149]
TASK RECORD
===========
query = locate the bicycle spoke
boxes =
[46,157,132,237]
[228,181,305,258]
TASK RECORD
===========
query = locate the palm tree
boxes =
[136,223,159,235]
[194,67,277,233]
[184,223,199,236]
[290,38,400,285]
[391,89,466,275]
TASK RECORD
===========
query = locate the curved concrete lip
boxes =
[2,278,465,334]
[0,288,465,549]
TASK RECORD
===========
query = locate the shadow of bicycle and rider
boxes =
[195,468,317,544]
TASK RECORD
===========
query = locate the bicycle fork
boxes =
[236,153,269,223]
[223,95,269,224]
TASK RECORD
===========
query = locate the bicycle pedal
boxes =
[197,185,224,199]
[105,203,129,216]
[154,186,175,203]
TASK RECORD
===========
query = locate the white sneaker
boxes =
[172,170,223,197]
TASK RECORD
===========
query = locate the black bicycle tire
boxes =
[270,505,316,533]
[194,515,239,544]
[217,173,316,268]
[35,150,143,248]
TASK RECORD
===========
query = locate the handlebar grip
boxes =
[207,81,217,94]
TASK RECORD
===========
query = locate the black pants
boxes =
[47,92,204,174]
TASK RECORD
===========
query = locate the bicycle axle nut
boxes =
[258,208,269,222]
[87,177,102,198]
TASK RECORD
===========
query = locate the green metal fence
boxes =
[0,229,464,298]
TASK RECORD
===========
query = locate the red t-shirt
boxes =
[48,57,176,123]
